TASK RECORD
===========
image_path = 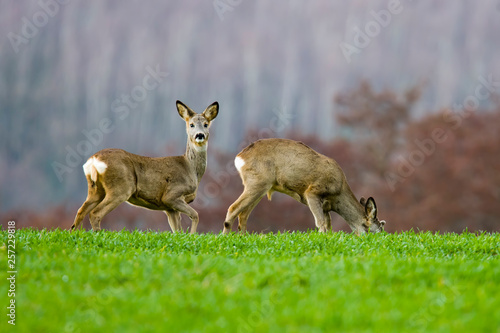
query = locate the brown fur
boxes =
[223,138,385,234]
[71,101,219,232]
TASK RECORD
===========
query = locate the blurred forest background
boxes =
[1,1,499,233]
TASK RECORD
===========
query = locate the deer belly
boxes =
[271,184,306,204]
[127,195,164,210]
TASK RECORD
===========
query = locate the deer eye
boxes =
[204,123,208,128]
[190,124,194,128]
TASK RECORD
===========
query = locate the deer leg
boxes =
[88,194,128,231]
[72,178,105,231]
[223,186,268,234]
[72,198,101,231]
[165,210,182,233]
[305,192,328,232]
[237,199,261,233]
[324,211,332,232]
[166,199,199,234]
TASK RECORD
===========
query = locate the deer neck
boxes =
[336,191,366,233]
[185,139,207,183]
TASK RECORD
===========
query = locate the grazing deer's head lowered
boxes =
[72,100,219,232]
[223,138,386,234]
[359,196,386,233]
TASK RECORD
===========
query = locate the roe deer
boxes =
[72,101,219,233]
[223,138,386,234]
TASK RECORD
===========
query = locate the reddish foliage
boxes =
[384,110,500,232]
[335,80,422,177]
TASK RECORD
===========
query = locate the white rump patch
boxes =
[83,157,107,182]
[234,156,245,172]
[82,159,93,176]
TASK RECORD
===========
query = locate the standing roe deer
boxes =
[223,138,386,234]
[71,100,219,233]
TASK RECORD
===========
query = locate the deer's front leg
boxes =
[324,211,332,232]
[165,210,182,233]
[162,187,200,233]
[305,192,329,232]
[165,198,199,234]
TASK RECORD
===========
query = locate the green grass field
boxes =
[1,229,499,332]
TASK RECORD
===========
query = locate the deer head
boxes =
[177,100,219,151]
[360,197,386,233]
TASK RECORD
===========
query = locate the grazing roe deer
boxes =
[72,101,219,233]
[223,138,386,234]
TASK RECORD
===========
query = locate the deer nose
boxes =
[195,133,206,142]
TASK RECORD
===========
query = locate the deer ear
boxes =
[202,101,219,122]
[176,100,196,121]
[360,197,366,206]
[365,197,377,219]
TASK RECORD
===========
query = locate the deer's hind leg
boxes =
[236,198,262,233]
[71,176,105,231]
[87,167,137,231]
[88,192,130,231]
[87,177,133,231]
[223,182,270,234]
